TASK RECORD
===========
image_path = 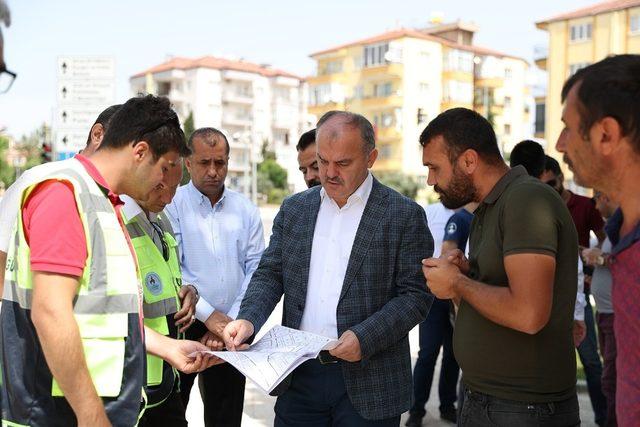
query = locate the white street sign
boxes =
[57,56,115,79]
[55,106,105,129]
[57,80,115,104]
[55,129,90,153]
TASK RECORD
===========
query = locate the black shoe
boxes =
[405,413,423,427]
[440,407,457,424]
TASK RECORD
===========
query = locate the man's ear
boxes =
[132,140,150,162]
[596,116,625,156]
[459,149,479,174]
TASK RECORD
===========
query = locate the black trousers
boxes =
[458,388,580,427]
[140,387,187,427]
[179,320,246,427]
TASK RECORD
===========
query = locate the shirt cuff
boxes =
[195,298,215,323]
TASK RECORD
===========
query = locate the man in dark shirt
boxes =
[420,107,579,426]
[555,54,640,426]
[442,204,475,254]
[543,155,607,426]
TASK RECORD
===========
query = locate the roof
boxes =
[130,56,303,80]
[309,28,527,62]
[536,0,640,29]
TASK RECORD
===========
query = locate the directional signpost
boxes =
[54,56,116,160]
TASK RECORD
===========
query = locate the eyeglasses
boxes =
[150,221,170,262]
[0,68,17,94]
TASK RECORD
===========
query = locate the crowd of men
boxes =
[0,52,638,427]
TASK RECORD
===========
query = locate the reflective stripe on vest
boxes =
[2,159,141,401]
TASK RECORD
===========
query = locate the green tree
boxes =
[181,111,195,185]
[257,143,290,204]
[377,171,421,200]
[0,135,15,189]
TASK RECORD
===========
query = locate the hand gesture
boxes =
[422,257,462,300]
[174,285,197,333]
[222,319,254,351]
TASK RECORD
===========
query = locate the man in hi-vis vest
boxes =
[1,95,217,427]
[122,158,217,426]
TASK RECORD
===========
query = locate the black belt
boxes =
[317,350,339,365]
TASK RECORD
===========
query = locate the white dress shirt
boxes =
[299,173,373,338]
[164,182,265,321]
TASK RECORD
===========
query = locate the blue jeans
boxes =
[274,360,400,427]
[458,388,580,426]
[577,296,607,424]
[409,298,459,417]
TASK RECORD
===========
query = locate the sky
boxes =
[0,0,595,138]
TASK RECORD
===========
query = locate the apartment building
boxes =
[130,56,311,193]
[536,0,640,161]
[307,21,530,178]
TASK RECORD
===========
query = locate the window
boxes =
[631,15,640,34]
[443,80,473,103]
[535,103,545,134]
[310,84,330,105]
[379,144,392,160]
[323,60,343,75]
[381,112,393,127]
[419,51,430,61]
[363,43,389,67]
[419,83,429,94]
[504,123,511,135]
[504,67,513,79]
[504,96,512,109]
[374,82,393,98]
[443,49,474,73]
[568,62,591,76]
[353,85,364,99]
[570,23,592,42]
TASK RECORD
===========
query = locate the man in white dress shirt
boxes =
[165,127,264,426]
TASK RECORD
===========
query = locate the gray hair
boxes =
[188,127,230,155]
[316,111,376,153]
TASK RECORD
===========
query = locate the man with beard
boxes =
[296,128,321,188]
[555,54,640,425]
[420,108,580,426]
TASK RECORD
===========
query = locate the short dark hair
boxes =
[85,104,122,146]
[99,95,189,158]
[316,111,375,152]
[296,128,316,152]
[510,140,545,178]
[419,108,503,164]
[188,127,230,155]
[561,54,640,154]
[544,155,562,176]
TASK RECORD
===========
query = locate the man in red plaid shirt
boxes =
[556,54,640,427]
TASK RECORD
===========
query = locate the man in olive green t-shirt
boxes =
[419,108,579,426]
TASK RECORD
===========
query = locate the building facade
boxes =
[536,0,640,162]
[130,56,311,193]
[307,22,531,179]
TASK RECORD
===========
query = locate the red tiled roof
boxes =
[130,56,303,80]
[536,0,640,27]
[309,28,526,62]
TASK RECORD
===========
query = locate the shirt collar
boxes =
[74,154,123,207]
[121,195,144,221]
[482,166,527,205]
[320,172,373,208]
[605,208,640,254]
[187,180,227,208]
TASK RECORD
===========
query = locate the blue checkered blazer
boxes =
[238,177,434,420]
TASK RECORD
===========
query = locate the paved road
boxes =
[185,206,599,427]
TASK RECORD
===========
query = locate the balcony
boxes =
[222,91,254,104]
[534,45,548,70]
[222,114,253,127]
[474,76,504,89]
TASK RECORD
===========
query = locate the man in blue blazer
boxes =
[223,111,434,426]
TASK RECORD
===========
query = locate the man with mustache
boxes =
[164,127,265,426]
[223,110,433,426]
[541,154,607,426]
[421,108,580,426]
[555,54,640,426]
[296,128,321,188]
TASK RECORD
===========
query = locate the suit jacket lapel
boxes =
[339,178,388,302]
